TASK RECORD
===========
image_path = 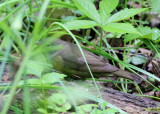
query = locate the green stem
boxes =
[132,0,135,23]
[23,73,30,114]
[100,28,103,48]
[40,78,48,112]
[125,0,127,8]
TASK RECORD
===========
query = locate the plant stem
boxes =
[100,28,103,48]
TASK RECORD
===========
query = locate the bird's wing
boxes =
[78,51,118,73]
[54,39,118,73]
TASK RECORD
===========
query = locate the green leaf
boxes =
[100,0,119,24]
[124,33,140,42]
[18,79,41,86]
[127,55,146,65]
[152,28,160,40]
[150,0,160,14]
[49,93,67,105]
[26,61,44,77]
[65,20,98,30]
[137,26,153,40]
[41,72,66,84]
[17,72,66,86]
[26,54,52,77]
[104,108,119,114]
[103,23,139,34]
[106,8,147,23]
[77,104,97,112]
[64,103,72,110]
[73,0,101,24]
[137,26,152,36]
[137,26,160,40]
[37,108,48,114]
[125,26,153,42]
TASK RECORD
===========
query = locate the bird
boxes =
[51,39,142,84]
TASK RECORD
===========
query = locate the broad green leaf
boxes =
[127,55,146,65]
[150,0,160,14]
[106,8,147,23]
[124,33,140,42]
[18,79,41,86]
[77,104,97,112]
[137,26,158,40]
[26,60,45,77]
[136,26,160,41]
[73,0,101,24]
[137,26,153,40]
[124,26,153,42]
[137,26,152,35]
[18,72,66,86]
[152,28,160,40]
[41,72,66,84]
[49,93,67,105]
[103,23,139,34]
[64,103,72,110]
[37,108,48,114]
[26,54,52,77]
[100,0,119,24]
[65,20,98,30]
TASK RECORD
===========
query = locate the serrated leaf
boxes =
[73,0,101,24]
[65,20,98,30]
[103,23,139,34]
[100,0,119,24]
[106,8,147,23]
[137,26,152,35]
[136,26,160,41]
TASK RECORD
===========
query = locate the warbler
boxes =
[52,39,141,84]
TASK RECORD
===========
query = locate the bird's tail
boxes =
[112,70,142,84]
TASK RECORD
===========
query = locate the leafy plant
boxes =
[37,93,71,114]
[124,26,160,57]
[125,26,160,42]
[18,72,66,86]
[37,93,120,114]
[58,0,147,47]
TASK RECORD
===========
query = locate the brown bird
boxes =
[52,39,141,84]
